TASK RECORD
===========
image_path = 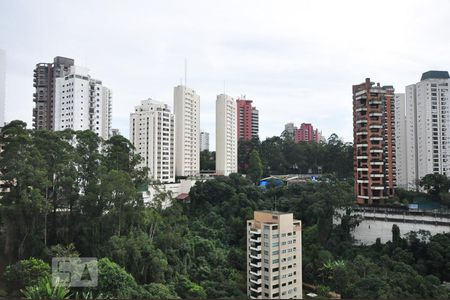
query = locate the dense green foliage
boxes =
[199,150,215,171]
[0,121,449,299]
[238,134,353,178]
[247,149,263,183]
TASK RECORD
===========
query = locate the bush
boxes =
[21,277,71,299]
[141,283,179,299]
[3,258,51,295]
[93,258,140,298]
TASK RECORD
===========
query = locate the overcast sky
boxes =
[1,0,450,149]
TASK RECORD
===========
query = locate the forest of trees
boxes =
[0,121,449,299]
[238,134,353,178]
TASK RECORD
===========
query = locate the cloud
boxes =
[1,0,450,149]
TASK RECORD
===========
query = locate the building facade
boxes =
[394,93,407,188]
[174,85,200,177]
[353,78,396,204]
[130,99,175,183]
[284,123,297,139]
[53,66,112,139]
[33,56,74,130]
[247,211,302,300]
[200,130,209,151]
[237,99,259,141]
[399,71,450,190]
[216,94,237,176]
[0,49,5,127]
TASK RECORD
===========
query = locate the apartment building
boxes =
[394,93,407,188]
[174,85,200,176]
[237,99,259,141]
[53,66,112,139]
[284,123,297,139]
[399,71,450,190]
[33,56,74,130]
[200,130,209,151]
[247,211,302,299]
[130,99,175,183]
[353,78,396,204]
[216,93,237,176]
[0,49,5,126]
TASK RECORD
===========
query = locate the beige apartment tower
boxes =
[173,85,200,176]
[247,211,302,299]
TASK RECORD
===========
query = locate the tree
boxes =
[3,258,51,295]
[247,150,263,184]
[21,277,71,299]
[392,224,401,247]
[142,283,179,299]
[419,173,450,196]
[0,121,50,262]
[94,258,140,298]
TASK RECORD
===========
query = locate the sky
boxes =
[1,0,450,149]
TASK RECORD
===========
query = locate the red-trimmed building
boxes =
[353,78,396,205]
[237,99,259,141]
[294,123,323,143]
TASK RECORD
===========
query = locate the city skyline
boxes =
[3,0,450,148]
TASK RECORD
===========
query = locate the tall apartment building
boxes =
[353,78,396,205]
[292,123,324,143]
[174,85,200,176]
[394,93,407,188]
[247,211,302,300]
[200,130,209,151]
[0,49,5,127]
[33,56,74,130]
[284,123,297,139]
[53,66,112,139]
[130,99,175,183]
[398,71,450,189]
[216,94,237,176]
[237,99,259,141]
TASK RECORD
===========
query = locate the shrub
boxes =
[3,258,51,295]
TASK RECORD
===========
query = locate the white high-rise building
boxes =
[394,93,407,188]
[216,93,237,176]
[200,130,209,151]
[0,49,5,127]
[247,211,303,300]
[174,85,200,177]
[398,71,450,190]
[54,66,111,139]
[130,99,175,183]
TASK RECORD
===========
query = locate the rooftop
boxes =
[257,210,291,216]
[421,70,450,81]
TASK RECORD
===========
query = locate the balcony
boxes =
[369,112,383,117]
[249,236,260,243]
[356,143,368,148]
[250,261,261,268]
[357,180,369,183]
[357,156,368,160]
[371,174,384,178]
[357,168,369,171]
[356,119,368,124]
[250,277,262,285]
[356,107,367,112]
[369,100,382,105]
[250,286,262,293]
[250,269,261,276]
[249,228,261,235]
[250,253,262,260]
[371,186,385,190]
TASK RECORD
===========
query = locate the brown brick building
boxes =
[33,56,74,130]
[353,78,396,204]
